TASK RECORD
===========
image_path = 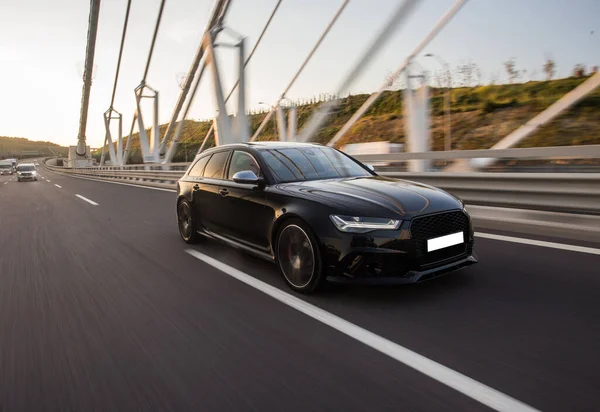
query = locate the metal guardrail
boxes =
[44,163,186,190]
[44,159,600,215]
[88,163,191,171]
[352,144,600,162]
[384,172,600,214]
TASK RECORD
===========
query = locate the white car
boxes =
[16,163,38,182]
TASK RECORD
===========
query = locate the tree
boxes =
[573,64,586,77]
[504,58,519,83]
[433,70,445,88]
[383,70,404,90]
[476,66,483,86]
[520,69,527,80]
[488,71,500,85]
[455,61,479,87]
[529,69,539,81]
[543,58,556,80]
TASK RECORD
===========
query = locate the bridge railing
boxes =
[43,145,600,214]
[351,144,600,163]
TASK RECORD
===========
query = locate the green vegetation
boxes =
[103,75,600,162]
[0,136,68,159]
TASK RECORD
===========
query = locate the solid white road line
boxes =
[54,184,62,188]
[185,249,540,412]
[476,232,600,256]
[46,180,51,183]
[75,194,99,206]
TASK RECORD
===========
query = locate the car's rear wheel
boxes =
[177,199,201,244]
[276,219,325,294]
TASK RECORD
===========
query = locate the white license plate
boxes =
[427,232,464,252]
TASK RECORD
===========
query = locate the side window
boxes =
[188,155,210,177]
[227,151,262,179]
[202,151,230,179]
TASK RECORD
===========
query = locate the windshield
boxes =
[17,165,36,172]
[260,146,371,183]
[0,164,11,169]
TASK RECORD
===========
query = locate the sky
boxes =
[0,0,598,148]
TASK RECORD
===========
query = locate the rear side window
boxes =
[188,155,210,177]
[203,151,230,179]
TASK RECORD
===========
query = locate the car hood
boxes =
[277,176,462,218]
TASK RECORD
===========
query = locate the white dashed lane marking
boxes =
[75,194,99,206]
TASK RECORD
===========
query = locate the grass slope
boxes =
[104,75,600,163]
[0,136,68,158]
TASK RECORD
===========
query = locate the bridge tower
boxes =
[71,0,100,168]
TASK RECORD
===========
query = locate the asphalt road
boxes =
[0,170,599,412]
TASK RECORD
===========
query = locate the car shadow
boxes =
[191,236,477,308]
[316,269,476,305]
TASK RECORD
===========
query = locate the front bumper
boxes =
[322,209,477,284]
[326,254,478,285]
[18,174,37,180]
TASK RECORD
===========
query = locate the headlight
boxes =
[330,215,401,233]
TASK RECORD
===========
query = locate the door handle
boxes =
[193,184,200,191]
[219,188,229,197]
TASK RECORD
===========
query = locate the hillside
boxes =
[108,75,600,163]
[0,136,68,159]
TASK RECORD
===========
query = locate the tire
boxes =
[177,199,201,244]
[17,178,21,182]
[275,218,325,294]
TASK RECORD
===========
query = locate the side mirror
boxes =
[232,170,264,186]
[365,164,375,171]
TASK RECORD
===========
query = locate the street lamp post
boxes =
[258,102,278,140]
[280,98,297,141]
[424,53,452,151]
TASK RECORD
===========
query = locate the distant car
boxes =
[176,142,477,294]
[16,163,38,182]
[0,160,14,175]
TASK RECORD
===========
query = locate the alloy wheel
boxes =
[178,201,193,241]
[277,224,315,288]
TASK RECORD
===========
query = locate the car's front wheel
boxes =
[276,219,325,294]
[177,199,201,244]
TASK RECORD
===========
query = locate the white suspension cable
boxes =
[326,0,468,148]
[251,0,350,141]
[297,0,422,143]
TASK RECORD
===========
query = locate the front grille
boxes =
[410,210,471,267]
